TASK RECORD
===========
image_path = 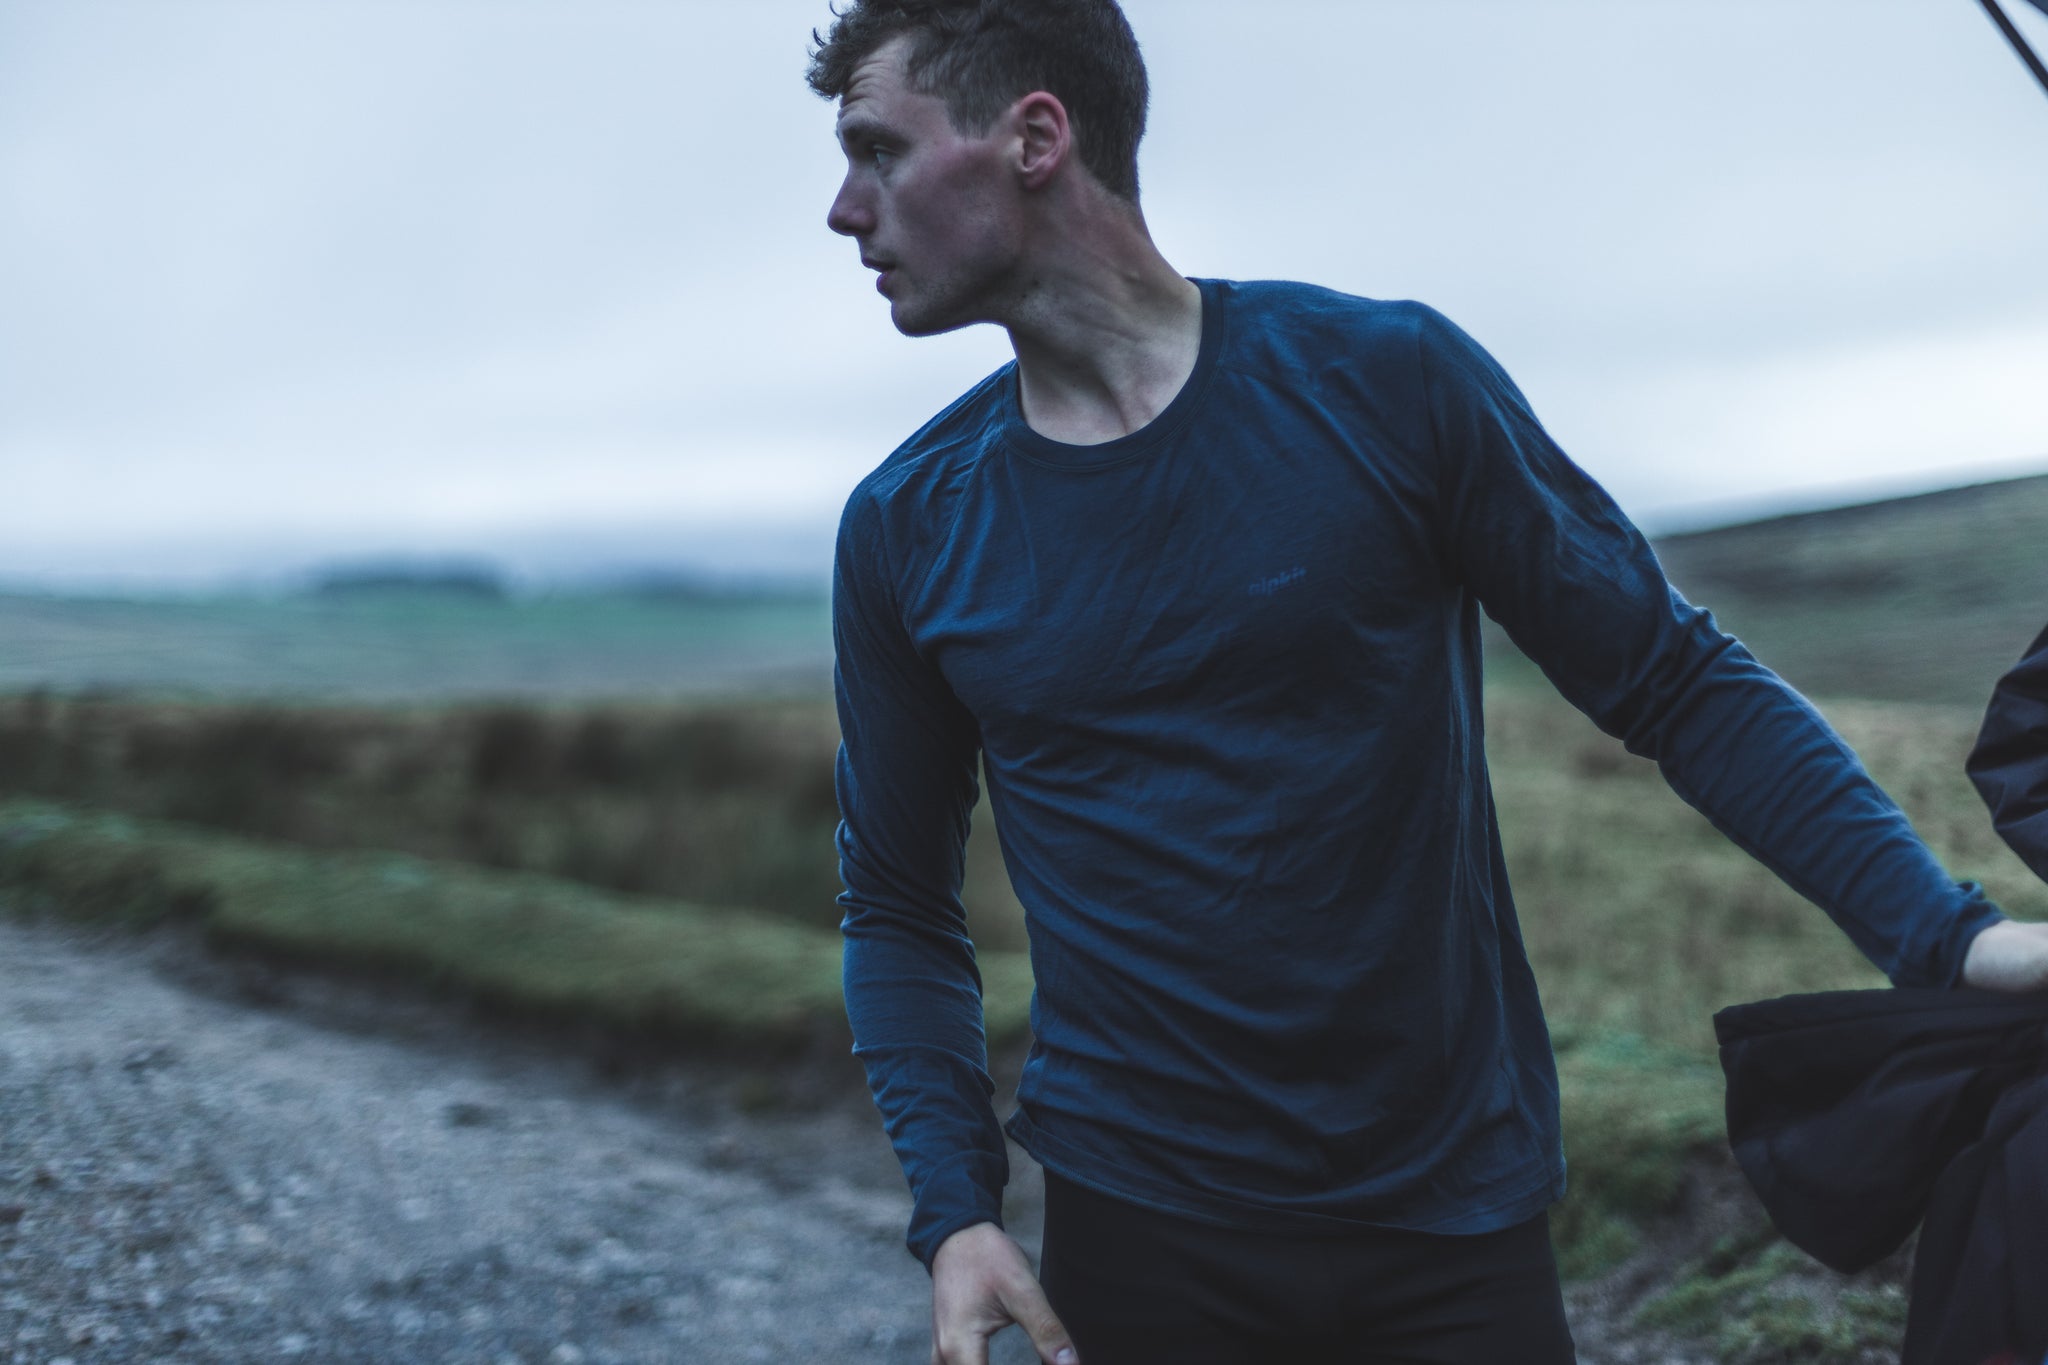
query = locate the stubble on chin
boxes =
[886,268,1020,339]
[888,290,972,339]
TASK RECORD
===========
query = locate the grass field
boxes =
[4,474,2046,1358]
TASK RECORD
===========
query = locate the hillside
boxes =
[1648,471,2048,707]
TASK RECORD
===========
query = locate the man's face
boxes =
[827,38,1024,337]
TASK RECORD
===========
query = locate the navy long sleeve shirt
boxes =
[831,279,2004,1269]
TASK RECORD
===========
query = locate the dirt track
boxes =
[0,914,1061,1365]
[0,912,1732,1364]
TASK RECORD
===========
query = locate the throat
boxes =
[1011,282,1205,447]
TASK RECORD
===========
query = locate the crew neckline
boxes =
[1000,277,1226,471]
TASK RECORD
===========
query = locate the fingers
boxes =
[931,1321,991,1365]
[999,1274,1079,1365]
[933,1296,1072,1365]
[1963,919,2048,992]
[929,1222,1080,1365]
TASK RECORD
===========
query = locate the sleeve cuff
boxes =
[905,1149,1008,1271]
[1909,883,2007,990]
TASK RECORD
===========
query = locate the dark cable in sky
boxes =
[1978,0,2048,99]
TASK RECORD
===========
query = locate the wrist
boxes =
[932,1219,1007,1268]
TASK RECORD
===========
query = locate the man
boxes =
[808,4,2048,1362]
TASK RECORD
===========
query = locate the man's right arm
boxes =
[832,488,1011,1270]
[836,490,1081,1365]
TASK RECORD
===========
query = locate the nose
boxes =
[827,170,872,238]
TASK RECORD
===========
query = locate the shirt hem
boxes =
[1004,1108,1566,1238]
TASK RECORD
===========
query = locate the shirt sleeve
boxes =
[1966,623,2048,884]
[832,486,1010,1270]
[1412,305,2003,988]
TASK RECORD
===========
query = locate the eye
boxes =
[870,145,894,169]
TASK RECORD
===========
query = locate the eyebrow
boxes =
[835,111,894,150]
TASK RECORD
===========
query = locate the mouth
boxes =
[861,256,897,292]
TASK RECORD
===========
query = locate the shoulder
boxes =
[1213,279,1451,350]
[837,365,1011,582]
[851,365,1010,509]
[1209,280,1490,394]
[1211,281,1511,440]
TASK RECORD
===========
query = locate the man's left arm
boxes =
[1409,304,2047,991]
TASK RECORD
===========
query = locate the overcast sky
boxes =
[3,0,2045,588]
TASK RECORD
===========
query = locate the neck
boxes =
[1002,205,1204,446]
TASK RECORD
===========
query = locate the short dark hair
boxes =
[806,0,1149,202]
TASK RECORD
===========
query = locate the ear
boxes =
[1011,91,1072,190]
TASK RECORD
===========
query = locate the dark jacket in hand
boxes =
[1715,988,2048,1365]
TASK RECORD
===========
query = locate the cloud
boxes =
[1,0,2044,582]
[1575,316,2048,525]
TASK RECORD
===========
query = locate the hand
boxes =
[1962,919,2048,992]
[928,1221,1079,1365]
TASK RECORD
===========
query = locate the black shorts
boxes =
[1037,1171,1577,1365]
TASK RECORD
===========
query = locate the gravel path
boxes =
[0,915,1050,1365]
[0,913,1707,1365]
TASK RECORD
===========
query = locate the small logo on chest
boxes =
[1248,567,1307,597]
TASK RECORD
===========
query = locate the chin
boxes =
[885,272,1004,338]
[889,300,977,339]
